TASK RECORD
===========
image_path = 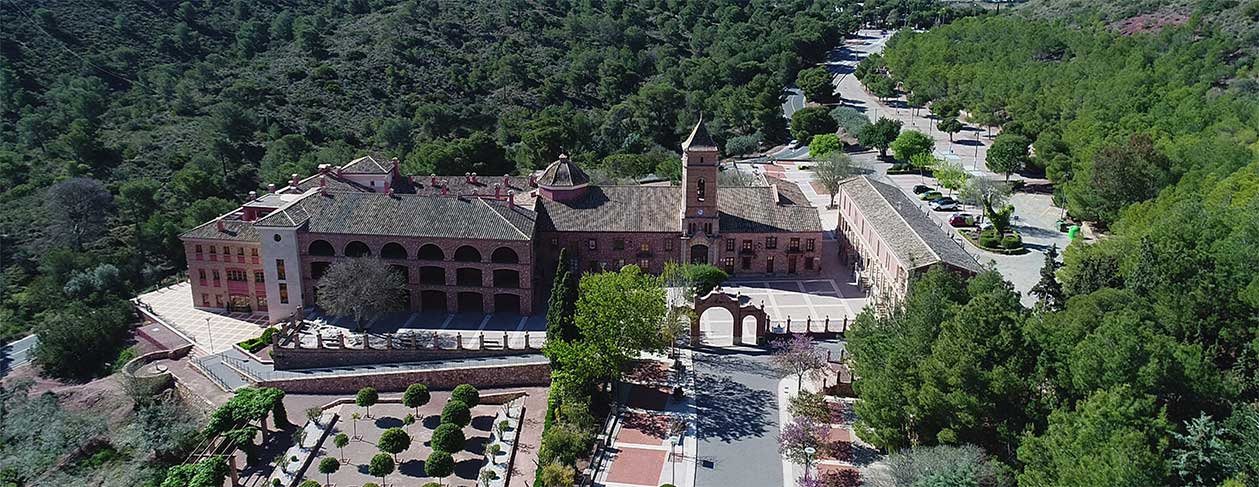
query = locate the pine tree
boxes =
[1031,244,1064,310]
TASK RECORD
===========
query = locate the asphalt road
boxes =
[1,334,39,374]
[781,87,805,119]
[693,346,784,487]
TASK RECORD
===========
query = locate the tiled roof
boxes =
[340,155,394,174]
[411,175,535,198]
[682,117,718,151]
[767,176,811,206]
[181,215,259,242]
[537,186,683,233]
[537,156,590,188]
[255,191,535,241]
[718,187,822,233]
[840,177,981,273]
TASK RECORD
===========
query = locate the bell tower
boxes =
[680,116,720,265]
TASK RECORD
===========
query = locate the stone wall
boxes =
[257,361,551,394]
[271,346,543,370]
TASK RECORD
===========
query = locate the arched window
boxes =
[308,240,335,256]
[344,241,371,257]
[490,247,519,264]
[454,246,481,262]
[456,268,483,287]
[419,266,446,285]
[493,269,520,288]
[696,178,706,201]
[417,244,445,261]
[381,242,408,260]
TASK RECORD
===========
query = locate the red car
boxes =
[948,213,976,227]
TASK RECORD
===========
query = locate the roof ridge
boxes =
[865,178,943,267]
[478,198,530,239]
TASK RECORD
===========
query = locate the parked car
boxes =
[929,198,959,211]
[912,184,934,194]
[788,139,800,149]
[919,190,943,201]
[949,213,976,227]
[979,221,994,231]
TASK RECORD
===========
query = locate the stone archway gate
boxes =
[691,286,769,345]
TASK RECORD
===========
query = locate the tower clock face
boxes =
[697,209,704,216]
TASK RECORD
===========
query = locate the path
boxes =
[692,347,783,487]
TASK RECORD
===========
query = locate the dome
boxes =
[536,154,590,189]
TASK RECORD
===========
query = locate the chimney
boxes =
[290,173,300,186]
[335,166,344,177]
[216,219,225,232]
[464,172,471,183]
[528,174,537,187]
[387,187,395,197]
[318,164,330,174]
[431,174,438,186]
[507,191,515,209]
[441,185,448,196]
[248,190,257,201]
[503,175,510,187]
[494,183,502,198]
[391,157,400,174]
[267,183,276,193]
[471,172,478,184]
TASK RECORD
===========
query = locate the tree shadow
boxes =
[470,415,495,431]
[454,459,482,479]
[464,436,488,455]
[423,415,442,430]
[375,416,403,429]
[954,139,984,147]
[399,459,427,477]
[693,373,773,442]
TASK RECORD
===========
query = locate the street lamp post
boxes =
[803,446,817,481]
[205,316,214,352]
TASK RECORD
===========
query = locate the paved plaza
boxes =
[137,282,269,354]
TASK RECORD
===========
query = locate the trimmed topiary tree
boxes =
[451,384,480,407]
[368,453,395,485]
[430,423,466,453]
[424,450,455,483]
[377,427,411,462]
[441,400,471,427]
[318,457,339,484]
[403,383,431,416]
[356,387,379,417]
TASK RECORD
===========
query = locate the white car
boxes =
[788,139,800,149]
[928,199,959,211]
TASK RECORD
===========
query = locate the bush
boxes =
[440,400,471,427]
[236,327,277,353]
[978,229,1001,249]
[724,134,761,156]
[1001,234,1023,249]
[686,264,729,296]
[451,384,480,407]
[430,423,466,453]
[298,481,320,487]
[538,422,594,466]
[424,450,455,478]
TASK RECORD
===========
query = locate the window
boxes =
[278,283,289,304]
[198,269,206,281]
[638,259,650,269]
[587,239,597,250]
[275,259,286,280]
[195,245,203,254]
[251,248,259,257]
[640,243,650,252]
[223,246,230,255]
[550,238,558,249]
[215,295,223,307]
[201,294,209,306]
[257,296,267,308]
[697,178,706,201]
[790,238,801,251]
[742,256,752,270]
[766,237,777,249]
[613,239,624,250]
[688,223,696,235]
[704,223,712,235]
[254,271,265,283]
[236,247,244,256]
[742,240,753,251]
[664,239,673,251]
[767,256,775,273]
[805,257,815,270]
[722,257,735,268]
[227,270,247,281]
[726,239,735,251]
[806,238,816,251]
[209,246,216,254]
[212,270,221,281]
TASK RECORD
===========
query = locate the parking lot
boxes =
[697,278,866,346]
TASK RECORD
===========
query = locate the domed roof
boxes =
[537,154,590,188]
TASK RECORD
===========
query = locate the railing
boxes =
[767,314,851,336]
[192,354,233,392]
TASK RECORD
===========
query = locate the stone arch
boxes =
[308,239,335,256]
[381,242,408,260]
[456,292,483,313]
[454,245,482,262]
[697,306,735,345]
[490,246,519,264]
[417,244,445,261]
[692,286,769,345]
[690,244,709,265]
[344,241,371,258]
[493,269,520,288]
[494,293,521,314]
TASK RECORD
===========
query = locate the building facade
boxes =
[182,120,825,323]
[836,176,982,302]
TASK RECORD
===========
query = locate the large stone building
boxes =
[835,176,982,302]
[181,119,824,323]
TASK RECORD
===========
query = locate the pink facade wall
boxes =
[836,191,909,297]
[296,233,535,314]
[534,231,822,278]
[184,240,268,312]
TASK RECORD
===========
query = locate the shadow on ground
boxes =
[693,373,774,442]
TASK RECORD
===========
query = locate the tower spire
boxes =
[682,113,717,151]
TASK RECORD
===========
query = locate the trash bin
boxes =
[1056,220,1068,232]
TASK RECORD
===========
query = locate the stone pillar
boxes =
[228,455,239,486]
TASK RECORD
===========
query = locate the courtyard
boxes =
[696,278,866,346]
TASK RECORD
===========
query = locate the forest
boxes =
[847,9,1259,487]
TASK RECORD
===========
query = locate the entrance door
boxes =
[788,255,797,274]
[228,294,251,313]
[690,244,709,265]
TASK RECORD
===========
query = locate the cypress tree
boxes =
[546,248,579,342]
